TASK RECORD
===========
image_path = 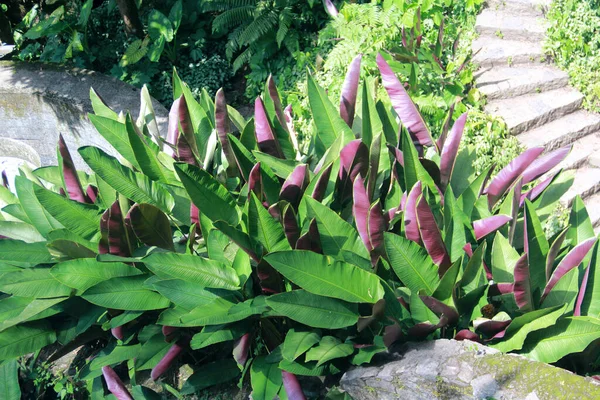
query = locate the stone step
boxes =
[476,65,569,100]
[561,167,600,207]
[518,111,600,151]
[476,9,547,41]
[551,133,600,173]
[583,192,600,228]
[485,88,584,135]
[472,37,545,68]
[485,0,551,17]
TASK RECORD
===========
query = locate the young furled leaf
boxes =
[340,54,362,128]
[439,112,467,191]
[57,134,88,203]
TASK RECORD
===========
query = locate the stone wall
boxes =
[0,61,168,168]
[340,339,600,400]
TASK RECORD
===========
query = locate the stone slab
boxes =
[472,37,545,68]
[476,9,547,41]
[476,65,568,100]
[339,339,600,400]
[485,0,551,17]
[485,88,584,135]
[0,61,168,168]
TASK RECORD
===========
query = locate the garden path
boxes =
[473,0,600,227]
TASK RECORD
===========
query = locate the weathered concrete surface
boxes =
[340,339,600,400]
[0,61,168,168]
[0,138,40,189]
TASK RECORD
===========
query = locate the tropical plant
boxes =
[201,0,328,72]
[0,55,598,398]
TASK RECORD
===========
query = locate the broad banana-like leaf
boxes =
[338,140,369,202]
[416,195,451,274]
[265,250,384,303]
[404,181,422,245]
[295,219,322,253]
[126,203,174,251]
[513,253,533,312]
[215,88,236,170]
[280,165,309,209]
[255,97,284,159]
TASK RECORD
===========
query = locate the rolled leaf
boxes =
[284,104,300,157]
[486,147,544,208]
[99,200,130,256]
[126,203,174,251]
[282,371,306,400]
[167,96,196,158]
[521,146,570,184]
[520,172,559,206]
[322,0,338,17]
[542,237,596,301]
[102,366,133,400]
[255,97,284,158]
[376,54,434,147]
[215,88,237,171]
[338,140,369,202]
[439,113,467,190]
[248,163,263,201]
[474,319,511,336]
[454,329,481,342]
[416,195,451,274]
[58,134,88,203]
[463,243,493,281]
[404,181,422,245]
[546,228,569,282]
[513,254,533,311]
[311,163,332,202]
[295,219,322,254]
[280,164,309,209]
[574,258,591,317]
[86,185,98,203]
[419,295,458,326]
[151,338,189,381]
[473,215,512,241]
[283,205,300,247]
[353,176,387,265]
[267,76,288,132]
[233,333,251,367]
[340,54,362,128]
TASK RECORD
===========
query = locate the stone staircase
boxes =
[473,0,600,228]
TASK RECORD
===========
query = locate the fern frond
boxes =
[233,47,252,71]
[202,0,257,13]
[212,6,255,33]
[276,8,293,47]
[237,11,278,46]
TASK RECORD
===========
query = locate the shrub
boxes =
[0,56,597,398]
[545,0,600,112]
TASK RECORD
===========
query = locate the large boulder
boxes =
[340,339,600,400]
[0,61,168,168]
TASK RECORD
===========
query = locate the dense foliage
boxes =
[0,56,598,398]
[545,0,600,112]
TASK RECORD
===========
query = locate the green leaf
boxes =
[490,304,567,352]
[307,73,354,157]
[0,268,72,298]
[126,115,173,183]
[50,259,141,293]
[249,193,290,253]
[34,185,101,240]
[88,115,138,166]
[0,296,65,332]
[253,151,298,179]
[266,290,359,329]
[174,163,240,226]
[303,196,369,259]
[82,275,171,311]
[79,146,174,213]
[0,240,52,264]
[175,298,243,327]
[384,233,440,296]
[566,196,595,246]
[401,128,436,192]
[491,232,520,283]
[0,321,56,361]
[14,176,63,237]
[282,329,320,361]
[450,147,477,198]
[520,316,600,363]
[78,0,93,27]
[190,322,247,350]
[168,0,183,32]
[148,10,174,41]
[135,333,171,370]
[180,359,239,395]
[541,268,578,310]
[0,360,20,400]
[581,240,600,318]
[524,200,549,307]
[305,336,353,366]
[251,355,283,400]
[278,359,331,376]
[443,186,469,263]
[0,221,45,243]
[90,88,118,120]
[143,253,240,290]
[266,250,383,303]
[351,336,386,365]
[89,344,141,370]
[152,279,233,310]
[127,204,174,251]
